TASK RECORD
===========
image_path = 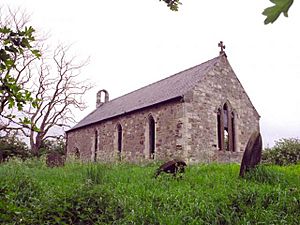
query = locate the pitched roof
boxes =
[68,55,223,131]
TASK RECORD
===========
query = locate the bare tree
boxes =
[1,7,92,156]
[30,45,91,156]
[3,45,92,156]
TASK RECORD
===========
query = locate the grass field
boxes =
[0,159,299,224]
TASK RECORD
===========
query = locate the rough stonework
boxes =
[67,100,184,162]
[66,53,260,164]
[184,57,260,163]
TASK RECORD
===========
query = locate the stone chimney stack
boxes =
[96,89,109,108]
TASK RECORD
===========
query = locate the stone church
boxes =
[66,45,260,163]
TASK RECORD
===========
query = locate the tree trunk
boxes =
[30,132,43,157]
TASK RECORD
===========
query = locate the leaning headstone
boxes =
[239,131,262,177]
[46,152,65,168]
[155,159,187,178]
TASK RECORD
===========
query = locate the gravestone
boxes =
[155,159,187,178]
[46,152,65,167]
[239,131,262,177]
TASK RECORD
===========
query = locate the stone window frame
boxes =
[96,89,109,107]
[115,123,123,160]
[145,114,156,160]
[93,129,99,162]
[217,101,236,152]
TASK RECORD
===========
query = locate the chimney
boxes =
[96,89,109,108]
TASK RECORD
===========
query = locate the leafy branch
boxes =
[159,0,295,24]
[263,0,294,24]
[159,0,182,11]
[0,26,41,115]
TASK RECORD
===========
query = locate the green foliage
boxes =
[0,170,42,224]
[39,137,66,156]
[0,25,41,115]
[0,161,299,224]
[160,0,294,24]
[263,0,294,24]
[262,138,300,165]
[243,165,287,185]
[85,163,108,185]
[0,134,30,161]
[160,0,182,11]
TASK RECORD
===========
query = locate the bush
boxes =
[39,137,66,156]
[262,138,300,165]
[0,134,30,162]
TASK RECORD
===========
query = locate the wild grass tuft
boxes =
[243,165,287,185]
[85,163,108,185]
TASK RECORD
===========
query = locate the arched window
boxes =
[148,115,155,159]
[223,103,229,151]
[117,123,122,160]
[217,102,236,152]
[94,129,98,162]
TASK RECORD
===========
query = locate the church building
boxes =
[66,44,260,163]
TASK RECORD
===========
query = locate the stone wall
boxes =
[66,99,185,162]
[184,57,260,163]
[67,56,260,164]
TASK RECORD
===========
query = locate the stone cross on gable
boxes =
[218,41,226,56]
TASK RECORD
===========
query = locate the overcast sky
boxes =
[3,0,300,147]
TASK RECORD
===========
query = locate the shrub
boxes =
[262,138,300,165]
[39,186,124,224]
[39,137,66,156]
[0,133,31,162]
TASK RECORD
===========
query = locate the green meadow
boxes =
[0,159,299,224]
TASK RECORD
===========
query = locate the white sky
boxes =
[3,0,300,147]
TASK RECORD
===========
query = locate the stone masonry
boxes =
[67,99,185,162]
[66,53,260,164]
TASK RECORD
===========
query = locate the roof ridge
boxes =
[104,55,221,105]
[68,55,223,131]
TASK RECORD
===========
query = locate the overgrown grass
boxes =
[0,159,299,224]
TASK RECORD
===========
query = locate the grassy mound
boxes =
[0,159,299,224]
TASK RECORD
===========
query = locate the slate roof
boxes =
[68,55,223,131]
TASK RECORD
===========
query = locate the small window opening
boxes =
[217,109,222,150]
[117,124,122,160]
[224,129,229,151]
[148,116,155,159]
[94,130,98,162]
[231,112,236,152]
